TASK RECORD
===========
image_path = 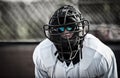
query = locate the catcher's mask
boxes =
[43,5,89,62]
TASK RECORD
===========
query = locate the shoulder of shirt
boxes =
[33,38,55,60]
[84,33,111,51]
[33,38,57,68]
[84,33,102,48]
[84,34,114,64]
[36,38,54,49]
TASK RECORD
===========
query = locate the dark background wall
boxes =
[0,41,120,78]
[0,42,36,78]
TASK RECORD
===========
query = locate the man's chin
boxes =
[62,35,73,39]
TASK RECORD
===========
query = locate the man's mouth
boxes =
[63,33,73,39]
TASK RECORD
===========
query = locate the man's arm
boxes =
[33,45,49,78]
[105,53,118,78]
[99,50,118,78]
[34,65,49,78]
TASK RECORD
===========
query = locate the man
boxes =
[33,5,118,78]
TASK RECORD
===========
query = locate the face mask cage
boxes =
[43,5,89,62]
[43,20,89,61]
[43,20,89,41]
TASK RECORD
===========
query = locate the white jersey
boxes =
[33,34,118,78]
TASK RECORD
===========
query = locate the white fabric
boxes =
[33,34,118,78]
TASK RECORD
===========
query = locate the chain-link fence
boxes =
[0,0,120,41]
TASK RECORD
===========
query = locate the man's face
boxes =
[61,30,74,39]
[57,26,75,39]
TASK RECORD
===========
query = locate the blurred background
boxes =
[0,0,120,78]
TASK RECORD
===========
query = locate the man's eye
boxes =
[58,27,65,32]
[66,26,73,31]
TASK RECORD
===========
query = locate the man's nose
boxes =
[63,29,69,34]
